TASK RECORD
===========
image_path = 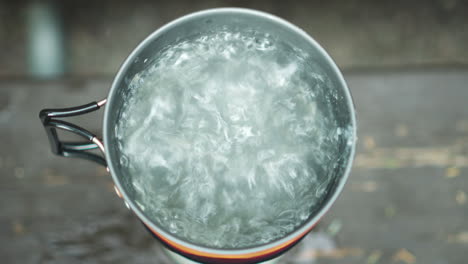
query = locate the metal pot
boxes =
[39,8,356,264]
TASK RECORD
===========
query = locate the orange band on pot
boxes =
[146,223,316,261]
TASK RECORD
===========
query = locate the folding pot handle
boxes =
[39,99,107,166]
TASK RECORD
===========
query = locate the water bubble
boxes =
[120,155,129,167]
[115,30,353,249]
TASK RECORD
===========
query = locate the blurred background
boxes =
[1,0,467,263]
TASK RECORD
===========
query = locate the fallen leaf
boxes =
[327,219,343,236]
[392,248,415,264]
[354,145,468,169]
[42,168,68,185]
[367,250,382,264]
[351,181,378,192]
[447,231,468,243]
[456,190,466,205]
[12,221,25,235]
[445,167,460,178]
[364,136,376,150]
[385,205,397,218]
[385,159,401,169]
[297,248,364,261]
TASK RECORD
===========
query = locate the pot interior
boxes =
[104,9,356,250]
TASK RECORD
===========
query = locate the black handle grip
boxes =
[39,101,107,166]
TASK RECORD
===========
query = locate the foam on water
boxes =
[115,31,353,248]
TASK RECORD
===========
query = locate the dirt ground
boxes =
[1,69,467,263]
[0,1,467,263]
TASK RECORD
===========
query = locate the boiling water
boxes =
[116,31,353,248]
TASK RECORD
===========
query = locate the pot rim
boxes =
[103,7,357,257]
